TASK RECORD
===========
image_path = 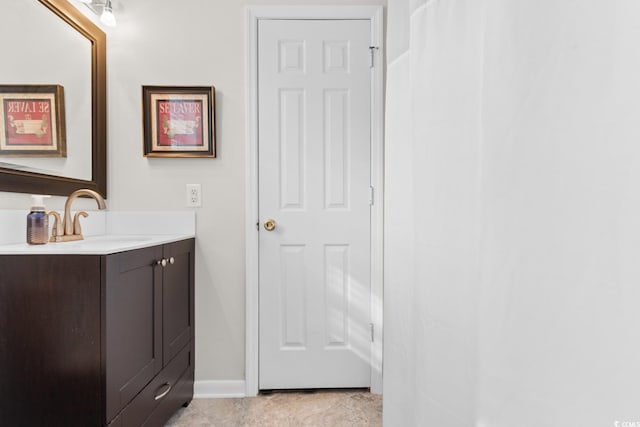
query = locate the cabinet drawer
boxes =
[143,363,195,427]
[121,345,192,427]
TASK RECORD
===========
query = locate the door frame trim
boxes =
[244,5,384,397]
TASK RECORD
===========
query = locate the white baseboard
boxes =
[194,380,246,398]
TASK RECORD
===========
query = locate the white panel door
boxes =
[258,19,372,389]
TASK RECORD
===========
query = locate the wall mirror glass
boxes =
[0,0,106,197]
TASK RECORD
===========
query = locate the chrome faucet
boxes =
[48,189,107,242]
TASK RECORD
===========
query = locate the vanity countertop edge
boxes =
[0,233,195,255]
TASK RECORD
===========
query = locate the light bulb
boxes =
[100,1,116,27]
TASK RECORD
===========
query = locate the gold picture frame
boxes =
[0,85,66,157]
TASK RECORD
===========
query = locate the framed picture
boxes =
[0,85,66,157]
[142,86,216,158]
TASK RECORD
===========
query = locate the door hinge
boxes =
[369,186,374,206]
[369,46,379,68]
[370,323,375,342]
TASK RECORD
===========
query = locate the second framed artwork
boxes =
[142,86,216,157]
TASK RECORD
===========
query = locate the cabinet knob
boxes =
[155,258,173,267]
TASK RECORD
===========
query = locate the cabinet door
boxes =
[105,245,163,423]
[162,239,195,363]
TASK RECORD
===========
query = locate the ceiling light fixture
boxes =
[81,0,117,28]
[100,0,116,27]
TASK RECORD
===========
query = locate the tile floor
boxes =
[165,390,382,426]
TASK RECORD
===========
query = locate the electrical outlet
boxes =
[186,184,201,207]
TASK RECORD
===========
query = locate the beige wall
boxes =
[1,0,385,383]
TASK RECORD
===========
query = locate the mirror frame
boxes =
[0,0,107,198]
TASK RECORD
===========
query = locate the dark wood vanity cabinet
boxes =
[0,238,195,427]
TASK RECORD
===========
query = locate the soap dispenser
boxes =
[26,195,50,245]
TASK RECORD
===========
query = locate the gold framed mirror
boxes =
[0,0,107,197]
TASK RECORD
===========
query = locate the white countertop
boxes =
[0,234,194,255]
[0,210,196,255]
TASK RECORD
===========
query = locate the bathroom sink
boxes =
[88,235,153,243]
[12,234,164,254]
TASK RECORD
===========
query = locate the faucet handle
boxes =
[47,211,62,242]
[73,211,89,236]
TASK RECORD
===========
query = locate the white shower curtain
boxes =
[384,0,640,425]
[384,0,484,424]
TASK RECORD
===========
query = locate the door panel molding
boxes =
[245,5,384,397]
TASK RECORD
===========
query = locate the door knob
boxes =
[264,219,276,231]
